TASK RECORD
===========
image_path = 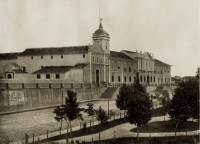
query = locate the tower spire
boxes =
[99,0,103,28]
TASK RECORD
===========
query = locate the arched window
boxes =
[7,74,12,79]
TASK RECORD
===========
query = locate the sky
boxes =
[0,0,199,77]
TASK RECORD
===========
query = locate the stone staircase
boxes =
[100,87,118,99]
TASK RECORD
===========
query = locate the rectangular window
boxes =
[129,76,132,82]
[112,76,114,82]
[31,56,33,60]
[55,74,60,79]
[118,76,120,82]
[154,76,155,82]
[140,76,142,82]
[37,74,41,79]
[129,66,131,72]
[41,56,43,59]
[124,76,126,82]
[61,55,63,59]
[51,56,53,59]
[92,56,95,63]
[46,74,50,79]
[158,78,160,83]
[101,57,103,64]
[118,62,120,70]
[83,54,85,58]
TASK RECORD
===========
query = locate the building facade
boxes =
[0,22,171,86]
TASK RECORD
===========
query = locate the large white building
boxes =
[0,21,172,86]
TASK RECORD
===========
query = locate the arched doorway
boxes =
[7,74,12,79]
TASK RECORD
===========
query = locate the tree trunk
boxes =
[137,127,139,141]
[69,121,72,136]
[175,121,179,136]
[60,119,63,130]
[66,122,69,143]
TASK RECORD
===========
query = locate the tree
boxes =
[53,90,82,136]
[53,105,65,129]
[84,103,96,126]
[116,84,130,116]
[126,82,153,140]
[159,89,170,121]
[168,78,199,133]
[96,106,109,125]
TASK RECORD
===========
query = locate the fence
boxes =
[23,110,124,144]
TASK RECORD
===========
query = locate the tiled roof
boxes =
[19,45,89,56]
[154,59,171,66]
[110,51,134,61]
[33,66,72,74]
[33,63,89,74]
[0,53,19,60]
[74,63,89,69]
[13,69,27,74]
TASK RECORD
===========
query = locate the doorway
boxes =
[96,69,100,87]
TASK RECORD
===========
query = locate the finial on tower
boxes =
[99,18,103,28]
[98,0,103,28]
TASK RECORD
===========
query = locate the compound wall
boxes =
[0,82,106,113]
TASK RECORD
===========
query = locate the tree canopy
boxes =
[96,106,109,124]
[53,90,82,132]
[159,89,170,108]
[169,78,199,128]
[84,103,95,117]
[116,84,130,111]
[126,82,153,127]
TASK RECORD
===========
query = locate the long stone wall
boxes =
[0,82,106,113]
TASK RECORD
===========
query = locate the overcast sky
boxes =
[0,0,199,77]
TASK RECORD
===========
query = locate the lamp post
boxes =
[108,99,110,117]
[198,67,200,121]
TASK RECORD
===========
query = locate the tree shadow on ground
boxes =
[152,106,168,117]
[39,118,127,143]
[131,120,198,133]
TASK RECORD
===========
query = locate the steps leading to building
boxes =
[100,87,118,99]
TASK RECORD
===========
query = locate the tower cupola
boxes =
[92,21,110,54]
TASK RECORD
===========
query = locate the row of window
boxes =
[31,54,86,60]
[37,74,60,79]
[92,55,108,64]
[111,61,132,72]
[111,76,136,83]
[140,75,170,83]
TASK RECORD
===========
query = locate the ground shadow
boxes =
[38,118,127,143]
[131,120,198,133]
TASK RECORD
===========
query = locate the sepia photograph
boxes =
[0,0,199,143]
